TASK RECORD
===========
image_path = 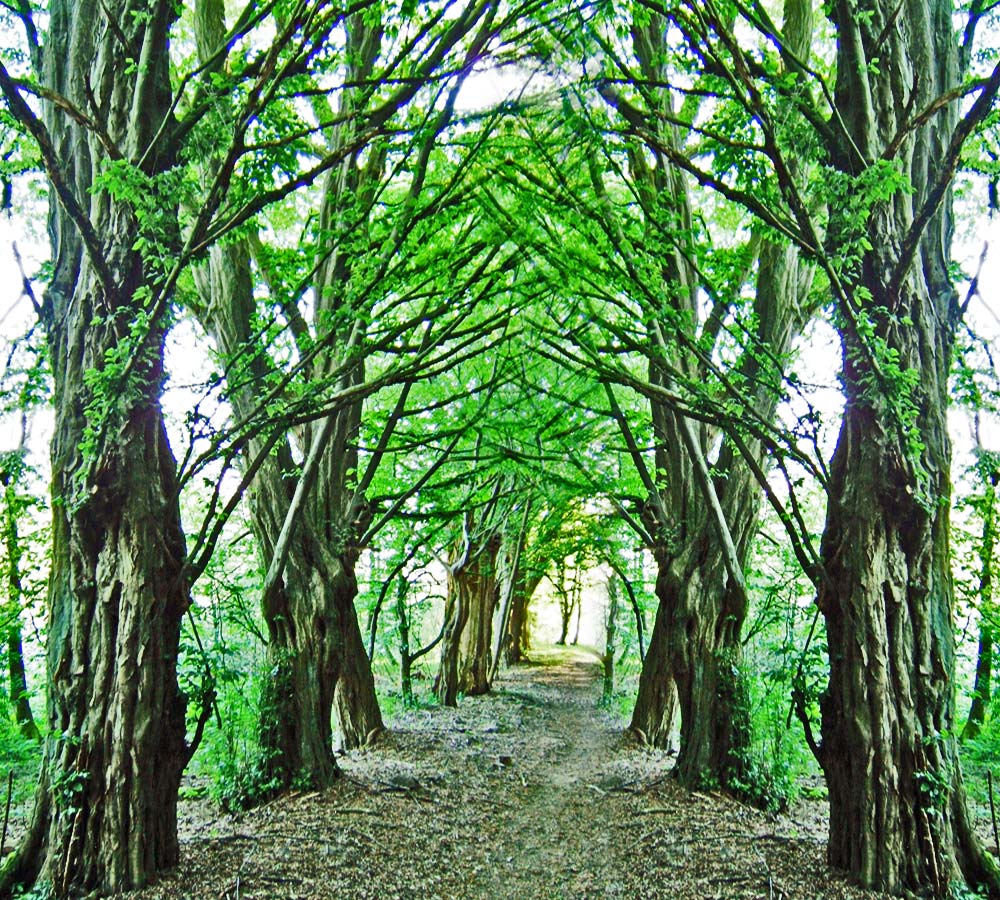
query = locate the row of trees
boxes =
[0,0,998,897]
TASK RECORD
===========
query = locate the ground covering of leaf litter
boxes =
[105,645,908,900]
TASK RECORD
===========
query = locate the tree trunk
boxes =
[436,534,500,704]
[602,576,619,707]
[436,577,469,708]
[964,469,996,741]
[0,3,195,896]
[813,0,1000,891]
[2,467,40,741]
[818,396,992,892]
[571,579,583,646]
[964,628,993,742]
[5,622,38,742]
[624,2,815,798]
[396,579,414,706]
[503,552,546,665]
[189,0,382,769]
[630,243,813,778]
[332,565,384,749]
[456,536,500,696]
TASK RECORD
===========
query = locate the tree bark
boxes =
[813,0,1000,892]
[436,533,501,704]
[456,534,501,696]
[624,0,815,800]
[502,554,548,665]
[504,584,530,664]
[0,3,192,893]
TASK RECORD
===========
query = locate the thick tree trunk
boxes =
[818,398,992,892]
[503,560,544,664]
[0,2,192,895]
[332,566,384,749]
[189,0,382,767]
[457,536,500,696]
[436,535,500,704]
[813,0,1000,891]
[505,591,527,663]
[258,544,352,787]
[629,563,677,748]
[641,539,751,786]
[504,574,534,665]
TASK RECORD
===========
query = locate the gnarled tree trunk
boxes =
[0,2,191,893]
[625,2,815,800]
[813,0,1000,892]
[436,533,501,704]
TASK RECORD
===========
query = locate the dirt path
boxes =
[126,646,886,900]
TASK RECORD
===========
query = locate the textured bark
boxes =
[502,557,544,665]
[626,3,815,794]
[436,574,469,708]
[189,0,382,774]
[813,0,1000,892]
[456,535,501,696]
[436,534,501,704]
[504,584,530,665]
[0,2,191,894]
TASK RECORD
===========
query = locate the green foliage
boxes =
[184,649,281,812]
[0,714,41,804]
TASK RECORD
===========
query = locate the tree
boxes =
[0,3,194,893]
[181,0,536,779]
[579,0,1000,893]
[961,449,999,740]
[509,1,819,798]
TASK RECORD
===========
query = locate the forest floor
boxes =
[108,645,899,900]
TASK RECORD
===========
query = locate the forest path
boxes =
[126,645,884,900]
